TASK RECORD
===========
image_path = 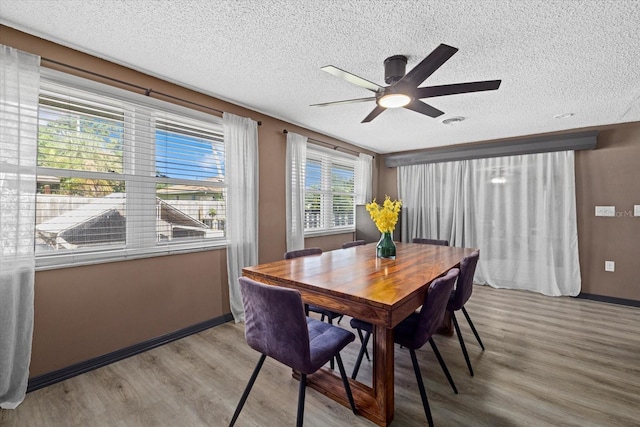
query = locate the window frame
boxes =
[303,145,357,237]
[35,69,226,271]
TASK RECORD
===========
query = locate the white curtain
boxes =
[223,113,258,323]
[285,132,307,251]
[398,151,581,296]
[0,46,40,409]
[355,153,373,205]
[398,160,467,244]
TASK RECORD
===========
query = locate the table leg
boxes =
[373,323,395,425]
[301,324,396,426]
[437,310,454,336]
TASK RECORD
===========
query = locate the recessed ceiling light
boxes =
[442,116,465,125]
[553,113,574,119]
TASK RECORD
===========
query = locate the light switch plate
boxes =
[595,206,615,217]
[605,261,615,272]
[635,205,640,217]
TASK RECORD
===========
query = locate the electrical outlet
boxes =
[605,261,615,272]
[635,205,640,217]
[595,206,615,217]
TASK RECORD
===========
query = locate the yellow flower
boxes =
[365,196,402,233]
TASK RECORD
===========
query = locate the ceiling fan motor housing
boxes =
[384,55,407,84]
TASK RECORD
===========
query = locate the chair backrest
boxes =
[449,250,480,311]
[239,277,311,372]
[410,268,459,349]
[284,247,322,259]
[342,240,366,249]
[412,238,449,246]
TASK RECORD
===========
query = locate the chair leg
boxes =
[355,329,371,361]
[451,311,474,377]
[325,317,335,370]
[296,374,306,427]
[335,353,357,414]
[351,330,371,380]
[325,316,335,369]
[409,349,434,427]
[229,354,267,427]
[428,338,458,394]
[337,314,344,324]
[462,306,485,350]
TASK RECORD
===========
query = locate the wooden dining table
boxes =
[242,242,476,426]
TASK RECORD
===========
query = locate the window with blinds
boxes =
[36,73,225,268]
[304,147,356,233]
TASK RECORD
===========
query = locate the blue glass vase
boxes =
[376,232,396,259]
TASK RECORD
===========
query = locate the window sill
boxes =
[304,227,355,239]
[35,240,227,271]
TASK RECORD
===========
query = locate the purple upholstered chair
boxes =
[448,250,484,376]
[283,247,323,260]
[341,239,366,249]
[350,268,459,427]
[349,237,450,372]
[284,248,343,327]
[230,277,356,427]
[412,237,450,246]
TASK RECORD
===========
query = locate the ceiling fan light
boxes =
[378,93,411,108]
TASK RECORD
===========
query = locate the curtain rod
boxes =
[282,129,371,158]
[41,57,261,125]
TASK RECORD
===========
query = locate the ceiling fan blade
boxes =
[321,65,382,93]
[404,100,444,118]
[400,44,458,88]
[415,80,502,98]
[361,105,386,123]
[310,97,376,107]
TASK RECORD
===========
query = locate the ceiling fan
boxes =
[311,43,501,123]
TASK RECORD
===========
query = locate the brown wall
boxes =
[1,26,377,378]
[379,123,640,302]
[376,155,399,201]
[32,251,228,376]
[575,122,640,300]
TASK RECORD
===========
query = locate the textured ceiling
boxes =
[2,0,640,154]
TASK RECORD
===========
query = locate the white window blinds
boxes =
[36,72,225,268]
[304,146,356,233]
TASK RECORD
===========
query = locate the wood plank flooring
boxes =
[2,285,639,426]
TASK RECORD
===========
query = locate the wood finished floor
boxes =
[2,285,639,426]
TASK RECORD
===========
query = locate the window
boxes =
[304,147,356,234]
[36,71,225,268]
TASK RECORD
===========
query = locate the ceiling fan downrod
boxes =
[384,55,407,84]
